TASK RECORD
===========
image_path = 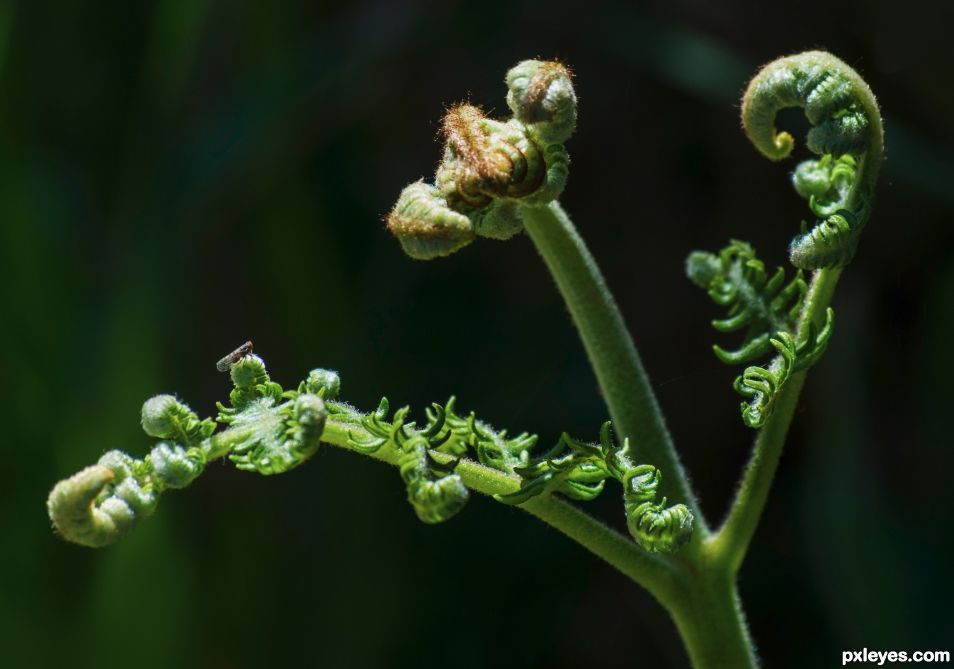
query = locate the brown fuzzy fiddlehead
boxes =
[386,61,575,260]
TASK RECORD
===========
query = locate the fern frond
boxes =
[742,51,883,269]
[687,240,806,365]
[601,423,693,553]
[688,240,837,427]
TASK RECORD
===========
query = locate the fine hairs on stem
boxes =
[48,51,883,669]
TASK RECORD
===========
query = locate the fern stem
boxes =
[319,417,676,600]
[708,268,842,573]
[519,202,706,531]
[668,574,758,669]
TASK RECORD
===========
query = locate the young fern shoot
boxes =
[47,51,883,669]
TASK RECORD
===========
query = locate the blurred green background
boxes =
[2,1,952,667]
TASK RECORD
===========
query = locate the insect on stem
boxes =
[216,341,253,372]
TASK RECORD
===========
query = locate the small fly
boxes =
[216,341,253,372]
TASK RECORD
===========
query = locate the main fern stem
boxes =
[519,202,705,530]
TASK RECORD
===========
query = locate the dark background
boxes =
[2,1,952,667]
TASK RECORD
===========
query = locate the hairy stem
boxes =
[668,573,758,669]
[708,268,842,573]
[519,202,706,533]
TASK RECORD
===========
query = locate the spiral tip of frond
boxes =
[685,250,721,289]
[441,104,493,173]
[48,465,117,548]
[294,394,328,438]
[230,354,269,388]
[741,50,877,162]
[386,181,475,260]
[140,394,211,445]
[141,395,180,438]
[408,474,470,524]
[630,503,694,553]
[505,59,577,144]
[148,442,206,489]
[48,451,160,548]
[305,368,341,399]
[788,210,862,269]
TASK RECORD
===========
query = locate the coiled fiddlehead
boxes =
[386,60,575,259]
[397,434,469,524]
[733,312,833,428]
[48,350,329,547]
[742,51,883,269]
[386,181,476,260]
[492,421,693,553]
[47,396,212,547]
[601,424,693,553]
[688,240,835,427]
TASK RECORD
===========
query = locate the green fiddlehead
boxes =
[48,349,329,547]
[386,60,575,259]
[687,240,834,427]
[603,423,693,553]
[733,314,833,428]
[48,396,213,547]
[742,51,883,269]
[494,422,693,553]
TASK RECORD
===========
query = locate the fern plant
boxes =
[47,51,883,669]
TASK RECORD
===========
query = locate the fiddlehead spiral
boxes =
[386,60,576,259]
[48,352,331,546]
[47,396,211,547]
[742,51,883,269]
[386,181,475,260]
[602,424,693,553]
[733,310,833,428]
[397,434,469,524]
[491,421,693,553]
[688,240,835,427]
[505,60,577,145]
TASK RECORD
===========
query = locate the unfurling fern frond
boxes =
[687,240,806,365]
[735,308,834,428]
[494,421,693,553]
[48,347,691,553]
[688,240,837,427]
[741,51,883,269]
[601,423,693,553]
[397,434,470,524]
[47,351,333,547]
[215,355,327,475]
[48,396,211,547]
